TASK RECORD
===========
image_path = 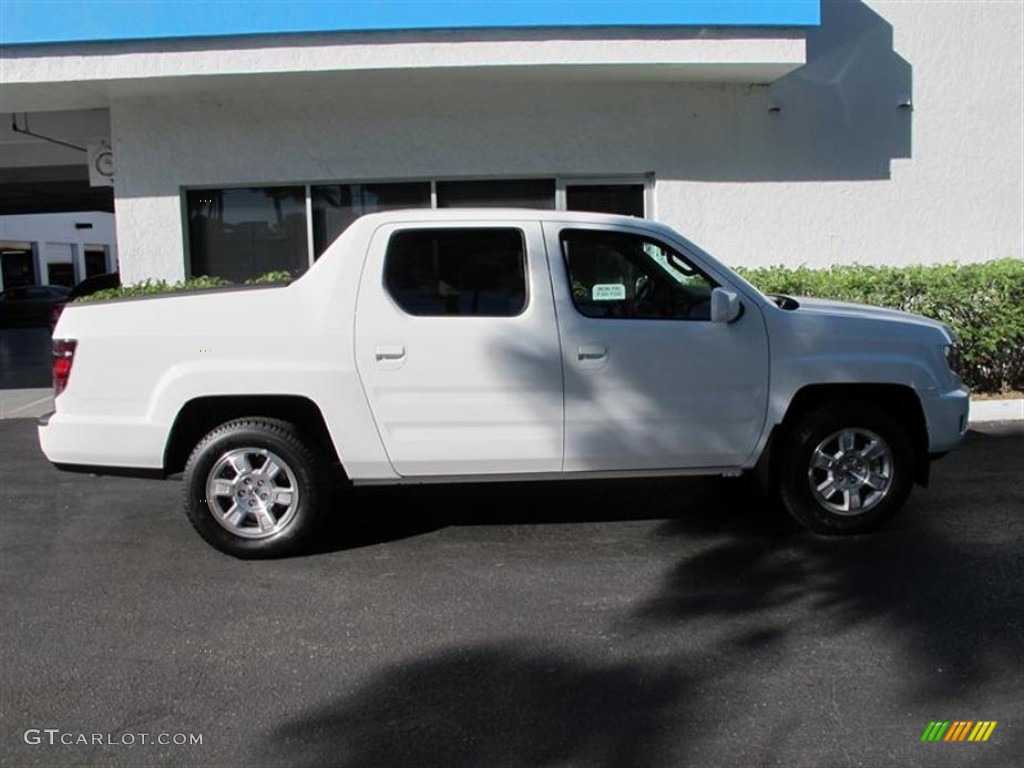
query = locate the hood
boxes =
[791,296,953,339]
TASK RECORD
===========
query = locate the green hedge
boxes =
[77,271,292,303]
[736,259,1024,394]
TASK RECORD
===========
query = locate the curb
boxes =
[970,398,1024,423]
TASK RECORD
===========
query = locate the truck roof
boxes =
[352,207,666,230]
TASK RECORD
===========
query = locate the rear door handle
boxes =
[375,345,406,361]
[577,344,607,361]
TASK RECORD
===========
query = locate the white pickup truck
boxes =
[39,209,970,557]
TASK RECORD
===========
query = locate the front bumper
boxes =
[921,384,971,453]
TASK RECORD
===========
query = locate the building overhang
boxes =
[0,27,807,113]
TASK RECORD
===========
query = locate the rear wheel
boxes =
[778,401,914,534]
[183,418,328,558]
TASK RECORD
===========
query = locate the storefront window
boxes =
[186,178,647,280]
[187,187,308,281]
[312,182,431,258]
[566,184,645,217]
[437,179,556,209]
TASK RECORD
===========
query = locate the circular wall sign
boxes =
[93,150,114,178]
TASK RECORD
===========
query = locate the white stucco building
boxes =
[1,0,1021,286]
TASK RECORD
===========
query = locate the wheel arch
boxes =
[758,383,930,489]
[164,395,343,476]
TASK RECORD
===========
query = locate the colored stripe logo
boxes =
[921,721,997,742]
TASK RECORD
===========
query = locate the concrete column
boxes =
[32,242,45,286]
[71,243,85,284]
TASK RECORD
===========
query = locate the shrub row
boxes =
[737,259,1024,394]
[77,271,292,303]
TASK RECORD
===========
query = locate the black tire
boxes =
[182,417,329,558]
[778,401,914,535]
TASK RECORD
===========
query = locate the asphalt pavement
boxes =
[1,418,1021,767]
[0,328,53,419]
[0,328,51,390]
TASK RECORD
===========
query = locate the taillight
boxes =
[53,339,77,397]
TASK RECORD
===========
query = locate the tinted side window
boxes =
[561,229,716,320]
[384,229,527,317]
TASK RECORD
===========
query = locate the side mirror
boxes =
[710,288,741,323]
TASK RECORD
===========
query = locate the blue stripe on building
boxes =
[1,1,820,46]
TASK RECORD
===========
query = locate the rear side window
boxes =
[384,229,527,317]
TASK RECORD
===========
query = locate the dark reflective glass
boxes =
[566,184,645,217]
[187,187,308,281]
[385,229,526,317]
[561,229,714,321]
[84,249,107,278]
[312,182,431,258]
[436,179,555,209]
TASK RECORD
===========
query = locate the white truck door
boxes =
[543,223,769,472]
[355,221,564,477]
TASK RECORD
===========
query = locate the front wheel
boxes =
[778,402,915,535]
[183,418,329,558]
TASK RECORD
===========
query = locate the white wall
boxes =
[681,0,1024,269]
[108,0,1022,282]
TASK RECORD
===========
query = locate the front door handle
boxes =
[577,344,607,361]
[375,345,406,361]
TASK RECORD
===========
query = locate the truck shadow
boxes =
[314,474,789,554]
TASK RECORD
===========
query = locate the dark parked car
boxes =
[0,285,71,328]
[49,272,121,332]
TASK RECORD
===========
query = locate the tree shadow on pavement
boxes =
[630,427,1024,703]
[261,643,694,768]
